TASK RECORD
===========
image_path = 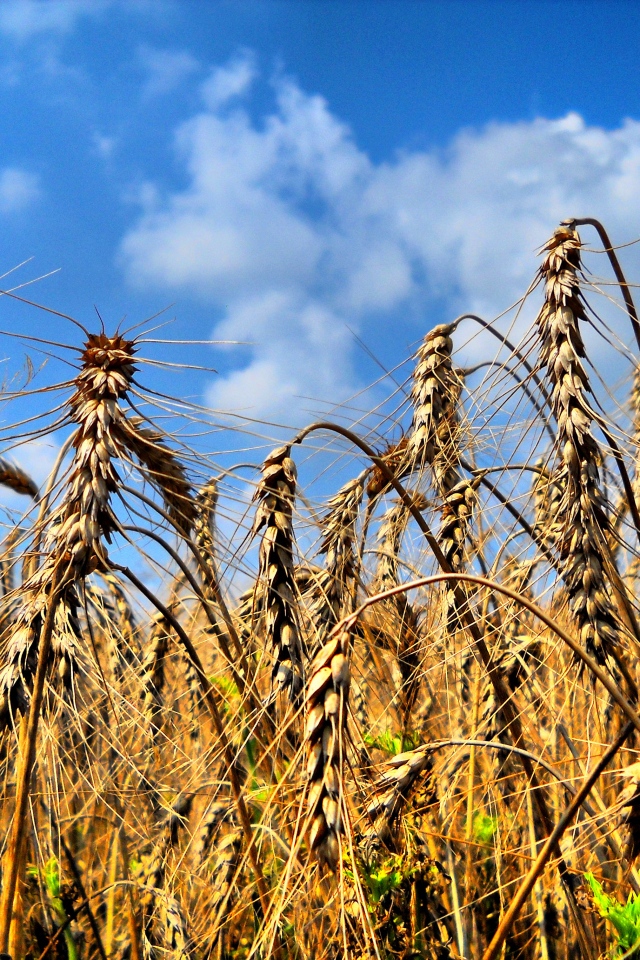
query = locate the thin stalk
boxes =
[109,793,141,960]
[527,788,550,960]
[105,829,118,957]
[569,217,640,352]
[482,720,635,960]
[0,561,64,952]
[60,835,108,960]
[292,421,594,952]
[446,841,469,959]
[464,662,481,905]
[112,563,274,933]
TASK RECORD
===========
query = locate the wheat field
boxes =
[1,218,640,958]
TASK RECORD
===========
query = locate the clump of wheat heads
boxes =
[1,219,640,960]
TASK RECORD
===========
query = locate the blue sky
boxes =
[0,0,639,487]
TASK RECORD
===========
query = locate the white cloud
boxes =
[120,56,640,422]
[201,51,256,110]
[138,44,199,97]
[0,168,40,213]
[0,0,106,41]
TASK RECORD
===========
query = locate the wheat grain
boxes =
[141,610,171,745]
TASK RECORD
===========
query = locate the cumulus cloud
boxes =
[138,44,199,97]
[120,55,640,422]
[201,51,256,110]
[0,167,40,212]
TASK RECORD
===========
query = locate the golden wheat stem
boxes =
[105,827,119,956]
[526,788,551,960]
[463,660,481,905]
[0,560,64,951]
[111,794,143,960]
[569,217,640,350]
[483,721,634,960]
[112,563,274,929]
[5,715,27,960]
[445,840,469,960]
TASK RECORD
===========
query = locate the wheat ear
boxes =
[160,895,192,960]
[124,415,196,536]
[303,627,351,871]
[0,332,140,947]
[408,322,462,472]
[194,477,218,581]
[0,456,38,498]
[535,224,622,665]
[0,333,138,728]
[438,475,482,632]
[370,495,426,725]
[365,745,432,844]
[305,470,366,652]
[252,444,304,699]
[141,609,172,745]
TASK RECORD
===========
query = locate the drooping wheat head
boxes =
[0,457,38,499]
[364,744,433,847]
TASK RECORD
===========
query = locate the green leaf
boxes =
[472,811,498,847]
[585,873,640,955]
